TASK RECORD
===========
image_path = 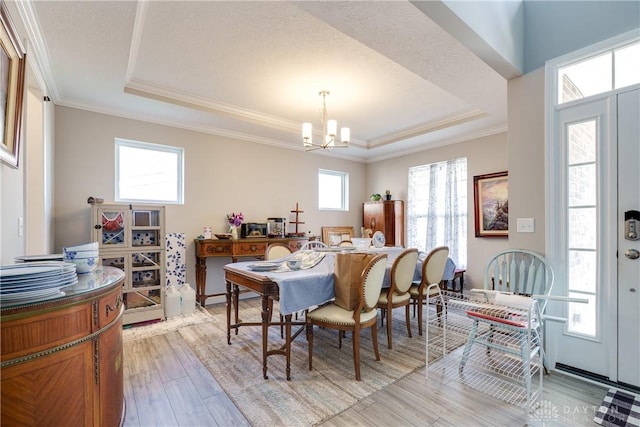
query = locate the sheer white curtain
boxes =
[407,157,467,268]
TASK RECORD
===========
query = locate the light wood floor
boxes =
[123,302,608,427]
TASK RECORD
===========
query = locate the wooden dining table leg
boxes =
[285,313,292,381]
[233,284,240,335]
[226,279,232,345]
[261,293,270,379]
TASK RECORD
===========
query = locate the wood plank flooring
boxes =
[123,302,608,426]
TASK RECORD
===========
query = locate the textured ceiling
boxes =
[14,0,507,162]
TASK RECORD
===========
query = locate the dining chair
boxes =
[409,246,450,336]
[265,243,293,332]
[265,243,292,260]
[459,249,554,377]
[299,241,328,250]
[376,248,419,349]
[338,240,354,247]
[232,243,294,328]
[306,253,388,381]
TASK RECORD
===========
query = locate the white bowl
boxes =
[351,238,372,249]
[286,259,302,270]
[65,256,98,274]
[63,249,99,259]
[64,242,98,252]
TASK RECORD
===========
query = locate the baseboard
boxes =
[555,363,640,394]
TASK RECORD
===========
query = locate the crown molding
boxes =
[363,124,507,164]
[124,78,301,132]
[366,109,486,148]
[12,0,61,101]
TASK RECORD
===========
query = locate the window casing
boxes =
[115,138,184,204]
[318,169,349,211]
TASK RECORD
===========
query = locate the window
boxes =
[115,139,184,204]
[318,169,349,211]
[558,41,639,104]
[566,119,598,336]
[407,157,467,268]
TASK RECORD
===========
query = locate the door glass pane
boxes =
[614,42,640,89]
[567,292,596,336]
[567,120,596,164]
[568,250,596,293]
[568,164,596,206]
[568,207,597,249]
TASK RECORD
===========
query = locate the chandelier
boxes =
[302,90,350,151]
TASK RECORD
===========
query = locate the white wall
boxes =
[54,106,367,299]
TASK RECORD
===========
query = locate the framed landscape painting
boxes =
[0,3,26,168]
[474,171,509,238]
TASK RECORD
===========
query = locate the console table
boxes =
[194,237,309,306]
[1,267,125,427]
[440,268,466,294]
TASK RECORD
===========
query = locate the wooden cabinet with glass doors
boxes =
[92,204,165,324]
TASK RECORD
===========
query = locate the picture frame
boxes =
[0,3,26,169]
[474,171,509,238]
[321,226,355,247]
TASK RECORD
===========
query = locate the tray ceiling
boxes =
[16,1,507,162]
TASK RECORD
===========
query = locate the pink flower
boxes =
[226,212,244,227]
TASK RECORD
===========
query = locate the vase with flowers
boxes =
[226,212,244,239]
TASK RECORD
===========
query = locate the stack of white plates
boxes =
[14,254,64,263]
[0,262,78,307]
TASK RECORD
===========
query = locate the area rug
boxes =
[594,389,640,427]
[177,300,455,426]
[122,305,214,341]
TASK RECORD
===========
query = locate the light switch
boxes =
[516,218,535,233]
[18,216,24,237]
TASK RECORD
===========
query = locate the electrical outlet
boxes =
[516,218,535,233]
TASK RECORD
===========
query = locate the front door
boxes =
[551,89,639,389]
[617,88,640,388]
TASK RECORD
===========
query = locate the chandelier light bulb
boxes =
[341,127,350,143]
[327,119,337,137]
[302,122,313,146]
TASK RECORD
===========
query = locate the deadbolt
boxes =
[625,249,640,259]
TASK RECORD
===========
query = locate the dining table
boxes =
[222,247,455,380]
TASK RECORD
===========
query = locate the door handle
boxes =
[624,249,640,259]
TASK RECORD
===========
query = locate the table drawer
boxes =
[196,241,233,257]
[96,286,123,329]
[234,242,267,256]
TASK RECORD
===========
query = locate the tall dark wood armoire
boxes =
[362,200,404,247]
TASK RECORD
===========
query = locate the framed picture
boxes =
[321,226,355,247]
[474,171,509,238]
[0,3,26,169]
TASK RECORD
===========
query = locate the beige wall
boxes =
[14,72,547,298]
[18,70,547,300]
[507,68,546,254]
[366,69,548,289]
[54,107,367,300]
[367,133,510,288]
